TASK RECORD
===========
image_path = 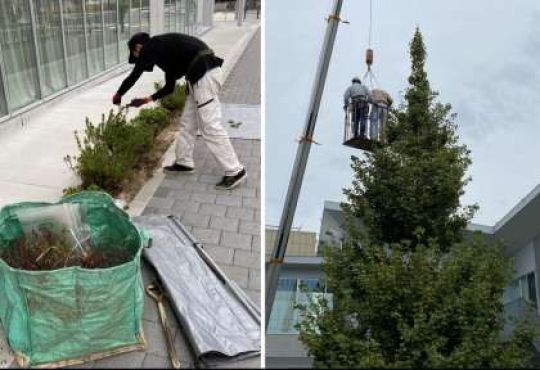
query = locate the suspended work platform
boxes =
[343,99,388,151]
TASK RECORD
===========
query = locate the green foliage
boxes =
[344,27,476,250]
[154,82,187,112]
[64,109,155,194]
[300,237,536,368]
[131,106,171,137]
[62,184,101,197]
[298,27,537,368]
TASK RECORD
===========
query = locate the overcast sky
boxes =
[265,0,540,233]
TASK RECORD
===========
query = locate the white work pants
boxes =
[175,67,243,176]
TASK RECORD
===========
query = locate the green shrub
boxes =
[62,184,101,197]
[131,106,172,137]
[154,82,187,112]
[65,109,154,194]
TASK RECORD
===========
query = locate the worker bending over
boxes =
[343,77,372,139]
[113,32,247,190]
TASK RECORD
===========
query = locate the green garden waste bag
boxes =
[0,192,146,368]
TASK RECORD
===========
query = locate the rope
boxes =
[368,0,373,48]
[362,69,379,90]
[364,0,379,89]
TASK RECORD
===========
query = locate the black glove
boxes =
[112,93,121,105]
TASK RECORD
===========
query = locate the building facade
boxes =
[267,190,540,367]
[266,227,328,368]
[0,0,214,124]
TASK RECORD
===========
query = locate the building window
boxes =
[63,0,88,85]
[85,0,104,76]
[503,271,537,307]
[0,1,40,110]
[140,0,149,33]
[268,277,334,334]
[103,0,119,68]
[0,1,201,118]
[268,278,297,334]
[34,0,67,97]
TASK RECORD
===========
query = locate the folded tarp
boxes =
[133,215,260,366]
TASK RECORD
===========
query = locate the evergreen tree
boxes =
[346,28,476,250]
[298,28,536,368]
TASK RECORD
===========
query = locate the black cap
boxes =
[128,32,150,64]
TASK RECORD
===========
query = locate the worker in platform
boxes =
[343,77,372,139]
[112,32,247,190]
[369,88,393,141]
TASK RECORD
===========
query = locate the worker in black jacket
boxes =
[113,32,247,190]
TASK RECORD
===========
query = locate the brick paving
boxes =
[143,137,261,305]
[220,28,261,104]
[137,23,262,369]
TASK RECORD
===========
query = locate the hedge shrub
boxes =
[131,106,171,137]
[65,109,154,194]
[154,82,187,112]
[65,87,184,196]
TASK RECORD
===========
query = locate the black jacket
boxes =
[117,33,224,100]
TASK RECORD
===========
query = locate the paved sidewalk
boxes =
[0,17,259,210]
[221,29,261,105]
[0,16,260,370]
[141,24,261,369]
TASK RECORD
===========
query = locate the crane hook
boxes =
[365,48,374,68]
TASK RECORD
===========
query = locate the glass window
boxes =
[187,0,197,35]
[185,0,197,35]
[33,0,67,96]
[0,55,9,115]
[140,0,149,33]
[103,0,118,67]
[526,272,537,307]
[129,0,140,34]
[63,0,87,85]
[117,0,130,60]
[268,277,334,334]
[175,0,185,33]
[85,0,104,76]
[0,0,40,109]
[504,272,537,307]
[298,279,332,323]
[268,278,297,334]
[164,0,173,32]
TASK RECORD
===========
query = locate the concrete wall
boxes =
[510,241,535,278]
[266,334,313,368]
[318,202,346,251]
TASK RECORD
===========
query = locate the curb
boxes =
[127,23,261,218]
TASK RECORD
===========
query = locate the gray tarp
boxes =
[133,215,260,365]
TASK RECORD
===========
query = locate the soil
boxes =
[118,113,180,205]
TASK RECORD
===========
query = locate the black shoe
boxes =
[163,163,194,173]
[216,168,247,190]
